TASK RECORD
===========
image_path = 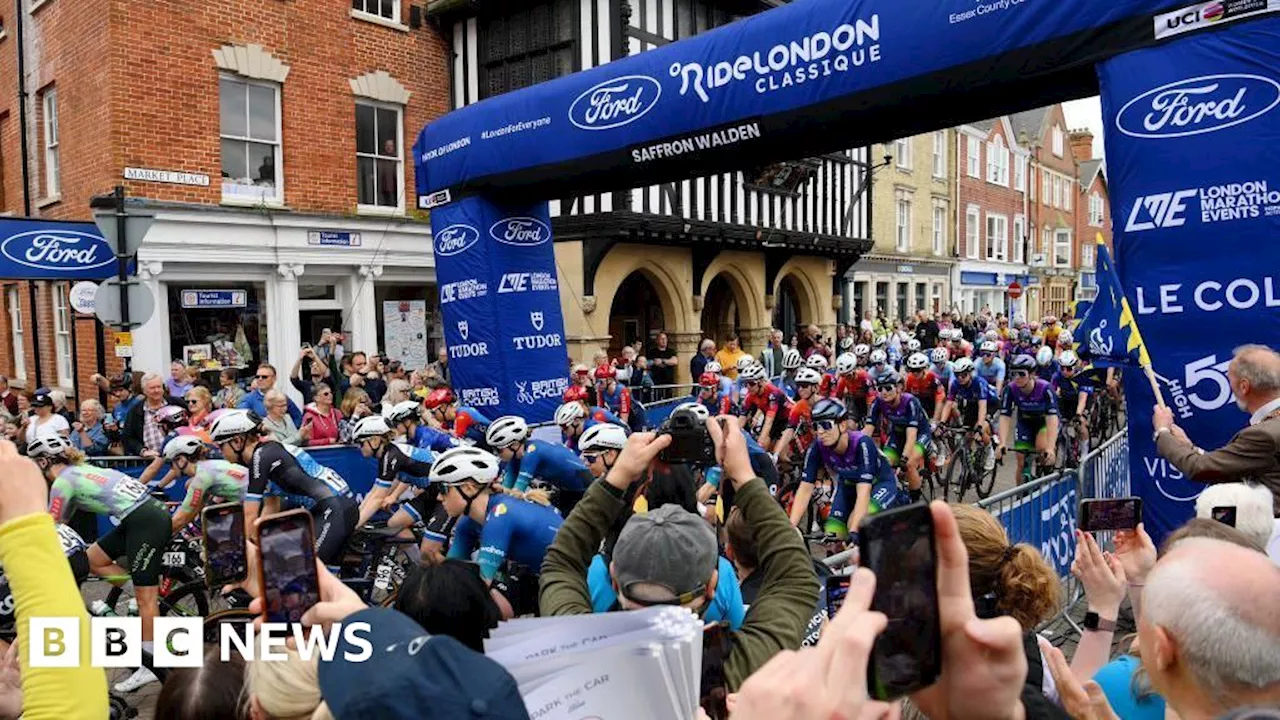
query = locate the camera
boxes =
[658,407,717,466]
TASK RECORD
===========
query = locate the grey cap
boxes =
[612,504,718,605]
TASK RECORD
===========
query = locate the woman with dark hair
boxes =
[393,559,501,653]
[155,647,246,720]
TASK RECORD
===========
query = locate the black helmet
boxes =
[875,371,902,388]
[1011,354,1037,371]
[810,398,846,422]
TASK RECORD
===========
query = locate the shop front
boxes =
[955,265,1037,320]
[845,256,953,322]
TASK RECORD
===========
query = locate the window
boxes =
[1030,166,1036,201]
[1052,125,1065,157]
[1081,243,1095,267]
[1089,192,1105,226]
[1014,156,1025,191]
[895,195,912,252]
[220,76,282,204]
[352,0,398,23]
[1042,227,1052,256]
[1054,229,1072,267]
[41,88,58,198]
[932,284,942,313]
[932,201,946,256]
[1052,175,1062,209]
[6,286,22,381]
[965,206,980,258]
[986,213,1007,261]
[356,102,403,211]
[479,0,576,100]
[894,138,912,170]
[932,131,946,178]
[52,284,72,387]
[1064,182,1072,211]
[965,136,980,177]
[1013,215,1025,264]
[986,136,1008,186]
[1042,171,1052,207]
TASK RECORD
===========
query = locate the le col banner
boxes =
[1098,17,1280,542]
[431,197,569,423]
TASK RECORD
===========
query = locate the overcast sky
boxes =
[1062,96,1106,158]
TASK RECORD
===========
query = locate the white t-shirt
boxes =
[26,414,70,444]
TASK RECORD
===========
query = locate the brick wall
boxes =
[1075,172,1112,264]
[1028,105,1079,264]
[957,123,1025,262]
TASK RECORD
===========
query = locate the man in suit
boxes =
[1154,344,1280,514]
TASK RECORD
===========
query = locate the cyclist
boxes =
[777,367,824,464]
[975,341,1007,398]
[577,422,628,481]
[693,372,733,416]
[1009,328,1036,360]
[734,355,758,398]
[941,358,997,471]
[806,354,836,398]
[853,342,871,368]
[902,353,945,425]
[1041,315,1062,349]
[997,355,1060,480]
[1035,346,1059,383]
[159,435,248,532]
[1051,350,1092,450]
[435,446,564,618]
[488,416,593,516]
[833,352,874,428]
[1055,329,1075,354]
[946,329,973,360]
[210,410,358,567]
[555,397,625,451]
[867,349,893,386]
[423,388,491,447]
[703,361,738,407]
[739,364,792,451]
[863,370,930,503]
[596,366,645,432]
[800,398,906,541]
[386,400,455,453]
[930,347,955,390]
[778,347,803,398]
[29,434,171,693]
[351,415,452,562]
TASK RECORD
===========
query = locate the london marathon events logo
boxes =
[1115,73,1280,139]
[433,224,481,257]
[568,75,662,131]
[489,217,551,247]
[1,230,114,272]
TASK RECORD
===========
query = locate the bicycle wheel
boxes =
[973,442,998,499]
[159,581,210,618]
[941,441,967,503]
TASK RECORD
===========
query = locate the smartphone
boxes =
[201,503,247,587]
[825,574,852,616]
[301,342,312,350]
[1211,505,1237,527]
[256,509,319,625]
[858,504,941,701]
[1079,497,1141,532]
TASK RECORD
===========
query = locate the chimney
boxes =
[1068,129,1095,162]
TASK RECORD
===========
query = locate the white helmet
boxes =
[162,435,206,462]
[853,343,870,357]
[906,338,921,352]
[675,402,711,423]
[1036,347,1055,367]
[979,340,999,354]
[953,357,976,374]
[930,348,950,364]
[210,410,260,443]
[984,330,999,341]
[782,348,803,370]
[429,446,501,486]
[555,402,587,427]
[805,355,829,370]
[351,415,394,442]
[905,353,929,371]
[27,434,74,458]
[579,423,628,453]
[739,364,767,382]
[704,361,723,374]
[838,337,855,352]
[869,349,887,365]
[836,353,857,375]
[1058,330,1074,346]
[1059,350,1080,368]
[872,334,887,348]
[947,328,962,341]
[485,416,530,449]
[736,356,756,372]
[385,400,422,425]
[794,367,823,385]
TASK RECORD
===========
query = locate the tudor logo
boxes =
[1115,74,1280,139]
[489,217,551,247]
[530,311,544,332]
[433,224,481,257]
[457,320,469,340]
[569,75,662,131]
[0,230,114,273]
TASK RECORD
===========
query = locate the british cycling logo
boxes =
[434,224,480,257]
[0,230,114,272]
[516,378,569,404]
[569,75,662,131]
[1125,180,1279,232]
[490,217,551,247]
[461,387,501,407]
[1088,321,1114,358]
[1115,73,1280,139]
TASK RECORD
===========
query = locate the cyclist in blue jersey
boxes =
[1035,347,1059,383]
[975,341,1007,398]
[595,366,645,432]
[997,355,1060,480]
[801,398,905,540]
[941,358,998,471]
[488,416,594,516]
[386,400,455,453]
[423,388,492,448]
[435,446,564,618]
[555,401,625,451]
[1051,350,1092,447]
[863,370,930,502]
[211,411,357,567]
[693,372,734,417]
[703,361,739,408]
[930,347,956,390]
[867,350,894,386]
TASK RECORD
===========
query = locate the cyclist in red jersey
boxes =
[902,352,946,424]
[945,329,973,360]
[833,352,874,428]
[739,364,793,451]
[777,367,823,464]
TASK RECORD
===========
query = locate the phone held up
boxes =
[1079,497,1142,532]
[857,504,942,701]
[825,574,853,616]
[256,509,320,625]
[201,502,248,587]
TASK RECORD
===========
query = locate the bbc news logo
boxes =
[28,617,372,667]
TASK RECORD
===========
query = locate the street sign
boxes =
[92,211,155,256]
[1007,281,1023,300]
[68,281,99,314]
[114,332,133,358]
[95,278,155,328]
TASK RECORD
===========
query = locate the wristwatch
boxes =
[1083,611,1116,632]
[1153,426,1171,442]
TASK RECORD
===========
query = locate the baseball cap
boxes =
[108,373,132,391]
[612,504,717,605]
[318,607,529,720]
[31,389,53,407]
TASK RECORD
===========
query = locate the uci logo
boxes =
[1115,73,1280,139]
[568,75,662,131]
[0,230,113,272]
[433,224,480,257]
[489,217,551,247]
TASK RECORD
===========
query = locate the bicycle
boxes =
[1056,415,1087,470]
[340,524,422,607]
[939,424,998,502]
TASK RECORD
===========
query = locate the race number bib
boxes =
[55,524,87,556]
[115,478,149,505]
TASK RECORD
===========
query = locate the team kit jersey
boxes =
[902,371,944,416]
[376,442,453,542]
[1001,379,1060,447]
[694,393,733,417]
[786,398,815,452]
[179,460,249,515]
[447,495,564,582]
[741,383,793,439]
[410,425,456,454]
[248,442,352,507]
[947,375,994,425]
[1051,371,1093,418]
[451,406,492,445]
[505,440,593,495]
[49,464,152,523]
[866,392,932,450]
[803,431,905,536]
[598,383,645,430]
[975,358,1006,389]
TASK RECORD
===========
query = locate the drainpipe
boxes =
[953,128,962,311]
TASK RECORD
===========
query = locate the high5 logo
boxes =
[1160,353,1235,420]
[1125,190,1197,232]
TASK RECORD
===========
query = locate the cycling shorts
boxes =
[311,496,359,567]
[492,563,541,618]
[404,492,455,544]
[1014,417,1049,451]
[825,477,906,539]
[97,499,171,587]
[886,427,930,457]
[1058,394,1084,421]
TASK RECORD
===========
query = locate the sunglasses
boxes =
[581,453,600,464]
[796,382,816,389]
[981,351,996,357]
[256,374,272,380]
[876,384,898,392]
[1011,370,1031,378]
[814,419,839,432]
[746,380,761,388]
[186,399,200,406]
[956,370,973,377]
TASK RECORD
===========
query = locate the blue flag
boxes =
[1075,235,1152,369]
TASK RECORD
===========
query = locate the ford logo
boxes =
[433,224,480,257]
[568,75,662,131]
[1115,73,1280,139]
[0,230,113,272]
[490,217,552,247]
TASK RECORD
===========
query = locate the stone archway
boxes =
[607,271,667,357]
[701,274,741,343]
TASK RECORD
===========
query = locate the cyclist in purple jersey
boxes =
[997,355,1060,480]
[802,399,905,541]
[863,371,930,503]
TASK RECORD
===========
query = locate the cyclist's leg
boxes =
[312,497,355,568]
[903,434,924,493]
[88,529,129,583]
[1035,424,1053,463]
[1013,420,1037,481]
[122,502,172,643]
[824,478,854,540]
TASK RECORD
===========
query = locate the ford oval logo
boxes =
[489,217,551,247]
[433,224,480,257]
[0,230,114,272]
[1115,73,1280,139]
[568,75,662,131]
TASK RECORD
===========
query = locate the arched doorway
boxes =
[608,271,666,356]
[773,275,803,339]
[701,274,741,343]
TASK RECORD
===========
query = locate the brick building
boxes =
[0,0,451,405]
[1015,105,1081,320]
[1071,129,1110,303]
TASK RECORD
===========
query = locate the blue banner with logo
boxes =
[1098,17,1280,542]
[995,475,1078,580]
[0,219,117,280]
[431,197,569,423]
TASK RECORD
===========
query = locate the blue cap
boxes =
[318,607,529,720]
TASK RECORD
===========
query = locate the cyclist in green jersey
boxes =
[28,434,172,693]
[160,435,249,532]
